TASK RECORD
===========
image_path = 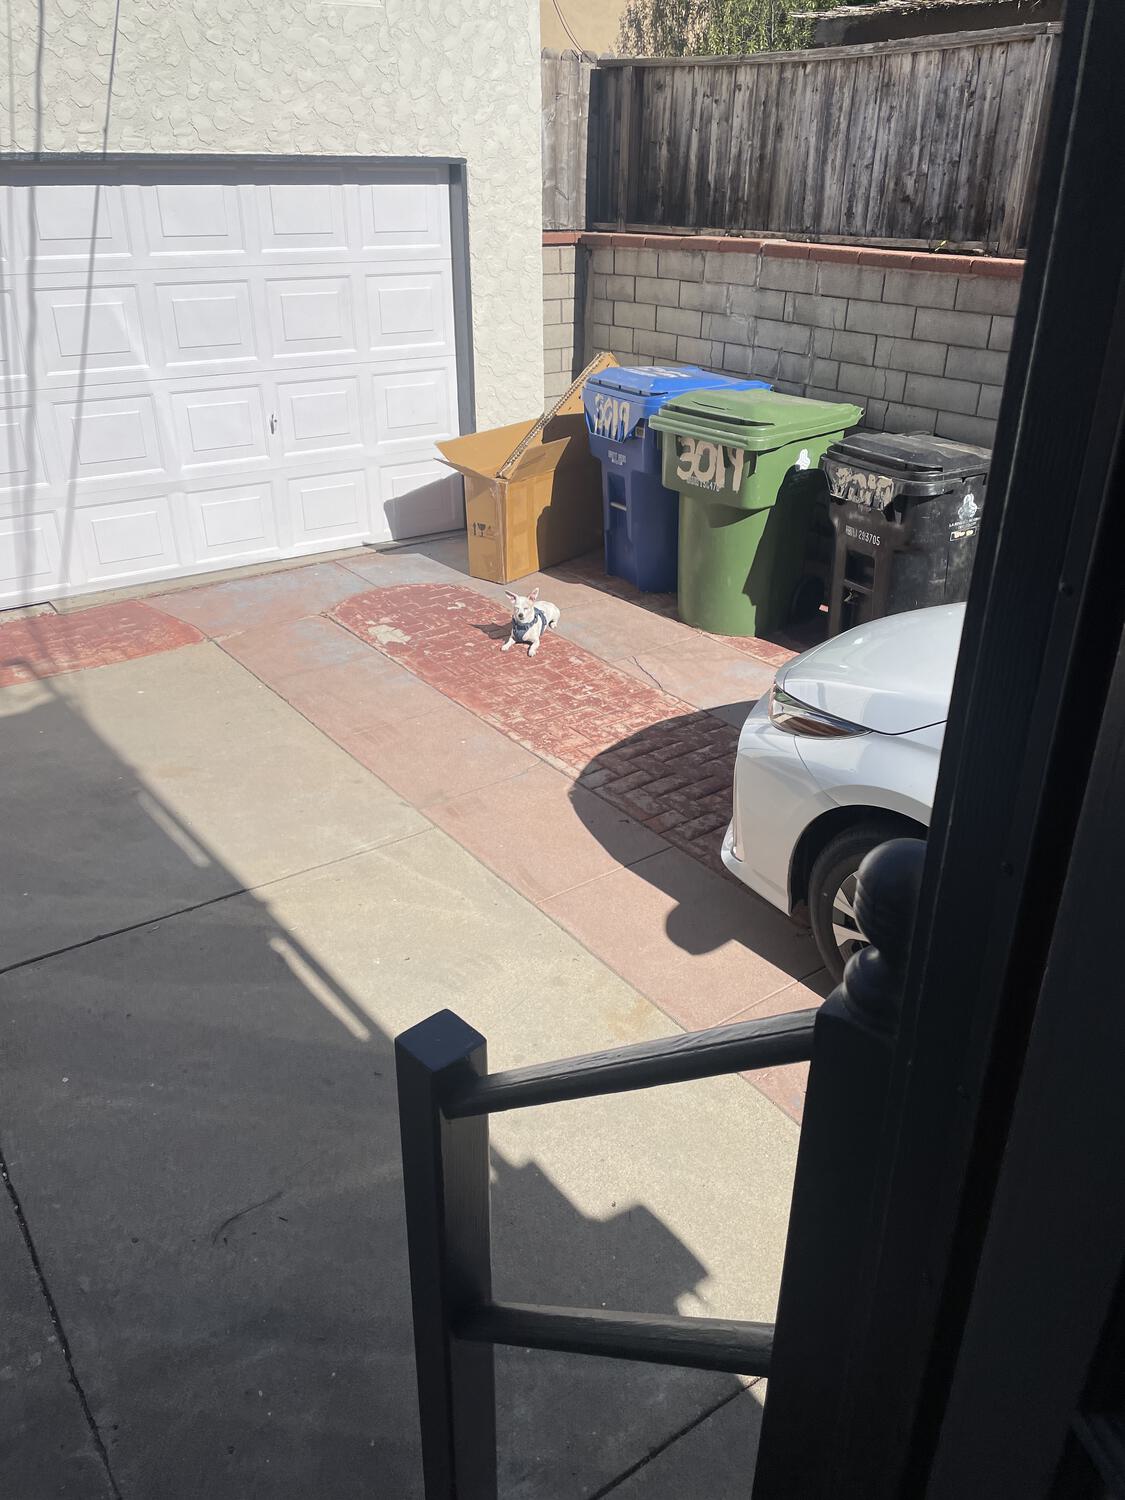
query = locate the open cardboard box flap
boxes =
[436,419,534,482]
[436,352,618,483]
[434,351,618,583]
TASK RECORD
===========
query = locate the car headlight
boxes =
[767,684,870,739]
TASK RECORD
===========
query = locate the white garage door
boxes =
[0,163,465,606]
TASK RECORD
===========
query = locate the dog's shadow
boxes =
[470,621,511,642]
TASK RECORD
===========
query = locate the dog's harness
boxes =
[512,607,548,643]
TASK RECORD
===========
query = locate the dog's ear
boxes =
[528,586,540,602]
[505,591,518,604]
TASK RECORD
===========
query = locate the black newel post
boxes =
[752,837,927,1500]
[396,1010,498,1500]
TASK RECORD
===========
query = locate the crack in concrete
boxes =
[0,829,433,980]
[1,1144,124,1499]
[589,1382,760,1498]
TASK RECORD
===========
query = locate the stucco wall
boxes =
[0,0,544,431]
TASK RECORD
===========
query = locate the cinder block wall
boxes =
[546,233,1023,445]
[543,238,585,404]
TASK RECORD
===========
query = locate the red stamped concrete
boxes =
[332,585,683,766]
[330,584,745,870]
[0,601,204,687]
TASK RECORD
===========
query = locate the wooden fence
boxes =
[542,50,598,232]
[545,24,1060,253]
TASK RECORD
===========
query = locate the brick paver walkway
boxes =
[332,583,740,870]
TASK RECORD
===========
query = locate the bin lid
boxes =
[649,389,862,451]
[583,365,770,442]
[824,431,991,482]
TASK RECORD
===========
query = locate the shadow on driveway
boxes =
[568,706,825,986]
[0,668,752,1499]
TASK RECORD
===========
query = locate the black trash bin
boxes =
[821,432,991,636]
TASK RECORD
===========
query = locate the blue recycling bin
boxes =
[583,365,771,592]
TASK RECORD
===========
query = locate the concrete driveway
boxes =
[0,541,819,1498]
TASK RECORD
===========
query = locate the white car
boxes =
[722,604,965,979]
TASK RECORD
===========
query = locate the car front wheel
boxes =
[808,820,911,982]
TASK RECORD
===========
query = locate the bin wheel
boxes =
[789,573,825,624]
[808,818,918,981]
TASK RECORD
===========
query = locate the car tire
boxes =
[808,819,911,983]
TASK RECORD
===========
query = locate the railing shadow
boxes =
[0,665,751,1498]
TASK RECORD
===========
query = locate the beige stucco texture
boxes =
[0,0,545,429]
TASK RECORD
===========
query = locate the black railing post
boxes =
[396,1010,497,1500]
[751,837,926,1500]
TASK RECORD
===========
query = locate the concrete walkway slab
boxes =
[426,762,667,904]
[215,613,376,687]
[152,561,369,640]
[627,640,777,713]
[541,847,821,1031]
[224,627,449,740]
[0,644,426,968]
[1,821,798,1498]
[341,697,541,808]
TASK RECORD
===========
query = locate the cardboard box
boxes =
[437,352,617,584]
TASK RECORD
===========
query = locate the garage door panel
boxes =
[15,178,133,265]
[358,169,451,261]
[75,492,182,586]
[288,468,371,551]
[138,178,248,260]
[372,363,457,447]
[266,274,359,361]
[0,290,27,382]
[32,282,150,381]
[0,406,51,494]
[276,375,364,459]
[155,278,259,371]
[53,393,166,485]
[170,383,270,470]
[366,270,453,357]
[186,477,281,563]
[379,460,462,540]
[255,177,349,257]
[0,511,65,604]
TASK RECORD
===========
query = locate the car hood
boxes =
[776,604,965,734]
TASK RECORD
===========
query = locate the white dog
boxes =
[501,587,560,658]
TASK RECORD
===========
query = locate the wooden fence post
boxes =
[616,64,636,229]
[751,838,926,1500]
[396,1010,497,1500]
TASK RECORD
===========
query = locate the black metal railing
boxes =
[396,838,925,1500]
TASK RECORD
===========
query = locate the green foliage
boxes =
[617,0,860,57]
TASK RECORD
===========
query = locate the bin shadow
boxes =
[740,472,831,640]
[0,664,752,1499]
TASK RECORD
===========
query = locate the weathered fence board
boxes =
[542,50,597,231]
[544,25,1059,251]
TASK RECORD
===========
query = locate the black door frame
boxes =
[813,1,1125,1492]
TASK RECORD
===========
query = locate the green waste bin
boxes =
[650,389,862,636]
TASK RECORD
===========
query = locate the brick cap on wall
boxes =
[549,228,1023,279]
